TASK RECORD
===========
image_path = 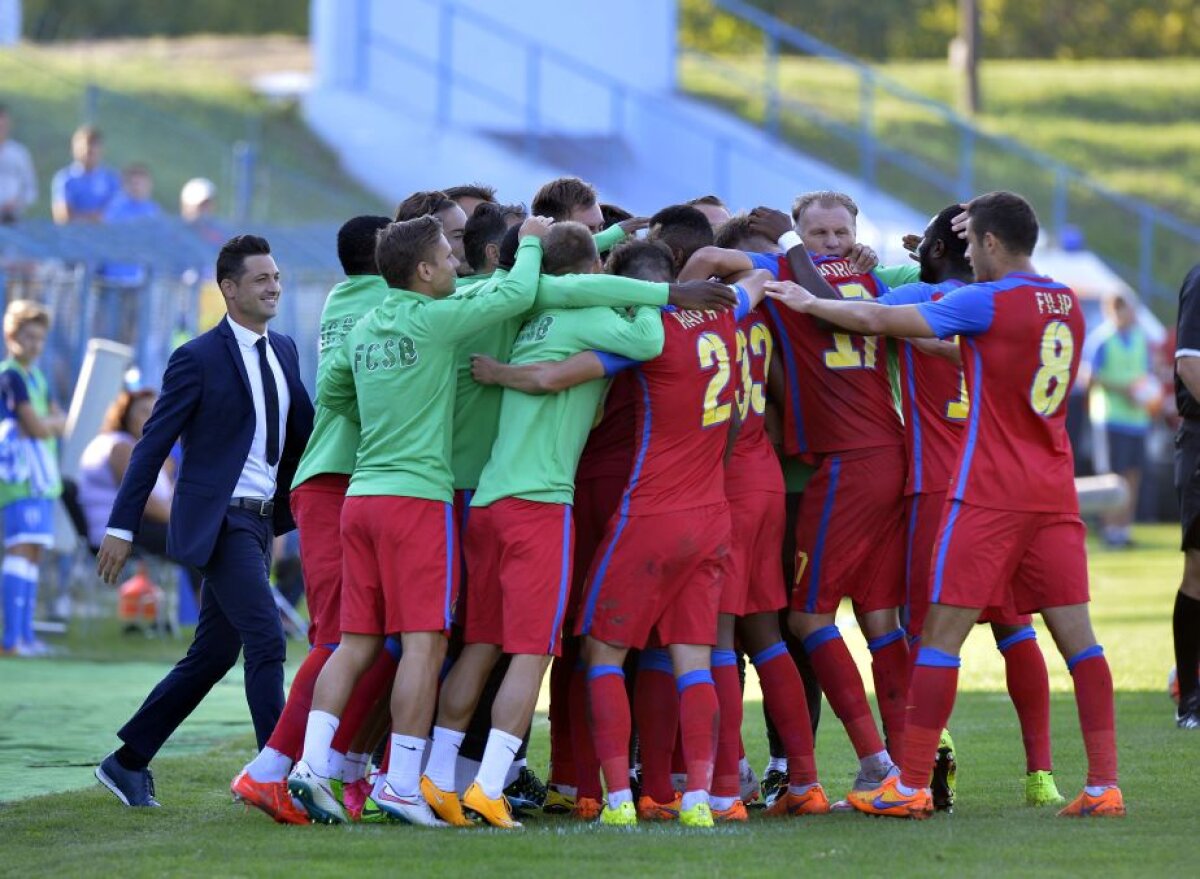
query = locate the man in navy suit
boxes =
[93,234,315,807]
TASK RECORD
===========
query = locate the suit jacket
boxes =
[108,319,315,568]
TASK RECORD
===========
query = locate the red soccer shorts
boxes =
[792,445,906,616]
[464,498,574,656]
[568,475,626,624]
[576,502,731,648]
[723,489,787,617]
[340,496,459,635]
[929,500,1089,615]
[291,474,350,647]
[905,491,1031,639]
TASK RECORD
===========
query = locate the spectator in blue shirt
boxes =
[103,163,162,223]
[50,125,121,224]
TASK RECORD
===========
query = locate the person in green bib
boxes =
[1085,292,1155,548]
[0,300,65,656]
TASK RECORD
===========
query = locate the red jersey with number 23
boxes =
[758,253,903,458]
[915,272,1083,513]
[621,294,750,516]
[726,308,784,497]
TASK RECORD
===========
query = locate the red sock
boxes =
[677,671,718,795]
[899,657,959,790]
[331,646,399,753]
[806,629,885,758]
[868,630,910,761]
[1069,649,1118,787]
[633,659,678,803]
[753,644,817,786]
[548,649,577,787]
[266,645,333,759]
[569,665,602,800]
[711,653,742,799]
[588,667,632,795]
[999,633,1053,772]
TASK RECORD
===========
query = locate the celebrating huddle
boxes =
[93,176,1124,830]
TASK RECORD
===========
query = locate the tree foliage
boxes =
[22,0,308,40]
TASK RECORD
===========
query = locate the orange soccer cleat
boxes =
[231,770,310,825]
[847,776,933,820]
[1057,787,1126,818]
[765,784,831,817]
[636,792,682,821]
[572,796,603,821]
[712,799,748,822]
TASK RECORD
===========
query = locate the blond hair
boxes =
[4,300,52,340]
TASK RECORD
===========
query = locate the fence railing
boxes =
[684,0,1200,305]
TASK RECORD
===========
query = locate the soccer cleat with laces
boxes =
[420,775,472,827]
[1057,787,1126,818]
[503,766,547,813]
[463,781,522,829]
[373,781,450,826]
[1025,770,1065,806]
[342,777,374,821]
[765,784,831,817]
[712,799,748,822]
[1176,691,1200,729]
[231,770,309,825]
[679,801,715,828]
[573,796,602,820]
[848,776,934,820]
[636,793,681,821]
[599,800,637,827]
[739,760,760,805]
[759,767,788,808]
[287,761,347,825]
[542,784,576,814]
[931,729,957,812]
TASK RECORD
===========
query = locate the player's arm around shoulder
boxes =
[765,280,938,338]
[581,305,665,363]
[316,335,359,423]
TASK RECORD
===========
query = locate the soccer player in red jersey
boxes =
[768,190,1124,820]
[878,205,1061,808]
[683,196,907,796]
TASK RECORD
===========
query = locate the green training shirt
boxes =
[292,275,389,489]
[472,305,665,507]
[320,237,542,501]
[451,272,670,490]
[876,263,921,289]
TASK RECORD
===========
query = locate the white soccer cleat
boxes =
[373,782,450,827]
[287,760,347,824]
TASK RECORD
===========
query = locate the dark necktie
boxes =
[255,337,280,467]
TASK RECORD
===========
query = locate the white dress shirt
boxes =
[106,316,290,543]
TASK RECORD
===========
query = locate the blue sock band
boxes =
[1067,644,1104,673]
[676,669,714,693]
[588,664,625,682]
[637,648,673,674]
[802,625,841,654]
[21,577,36,643]
[712,649,738,668]
[867,628,906,653]
[383,636,403,661]
[317,642,340,652]
[751,641,789,666]
[915,646,962,669]
[995,626,1037,654]
[1,572,19,650]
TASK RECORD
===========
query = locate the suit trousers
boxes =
[118,508,285,760]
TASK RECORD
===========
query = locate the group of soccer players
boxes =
[228,175,1125,829]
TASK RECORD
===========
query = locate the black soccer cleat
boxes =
[504,765,547,814]
[759,767,788,809]
[931,730,957,813]
[1177,691,1200,730]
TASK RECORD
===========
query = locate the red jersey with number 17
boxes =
[915,272,1084,514]
[726,309,784,497]
[621,300,746,516]
[759,253,903,457]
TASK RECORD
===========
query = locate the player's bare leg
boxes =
[1038,604,1124,817]
[788,609,893,787]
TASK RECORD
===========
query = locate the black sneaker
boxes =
[759,767,787,808]
[95,752,160,807]
[931,730,957,813]
[504,766,547,813]
[1177,691,1200,730]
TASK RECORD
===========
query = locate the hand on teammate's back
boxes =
[748,206,793,242]
[520,215,555,239]
[666,279,739,312]
[470,353,504,385]
[764,280,816,312]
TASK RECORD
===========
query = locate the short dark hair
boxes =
[606,238,674,282]
[541,222,598,275]
[216,234,272,286]
[648,204,714,268]
[375,216,444,289]
[395,190,456,222]
[926,203,970,265]
[464,202,527,271]
[967,191,1039,256]
[713,214,755,249]
[531,177,597,221]
[792,190,859,223]
[497,224,522,271]
[600,202,633,228]
[337,215,392,275]
[443,183,497,205]
[687,194,726,208]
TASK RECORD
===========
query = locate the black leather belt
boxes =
[230,497,274,518]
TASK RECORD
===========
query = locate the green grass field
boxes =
[0,525,1192,877]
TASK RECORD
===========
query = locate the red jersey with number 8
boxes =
[914,272,1084,513]
[621,306,741,516]
[761,254,903,457]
